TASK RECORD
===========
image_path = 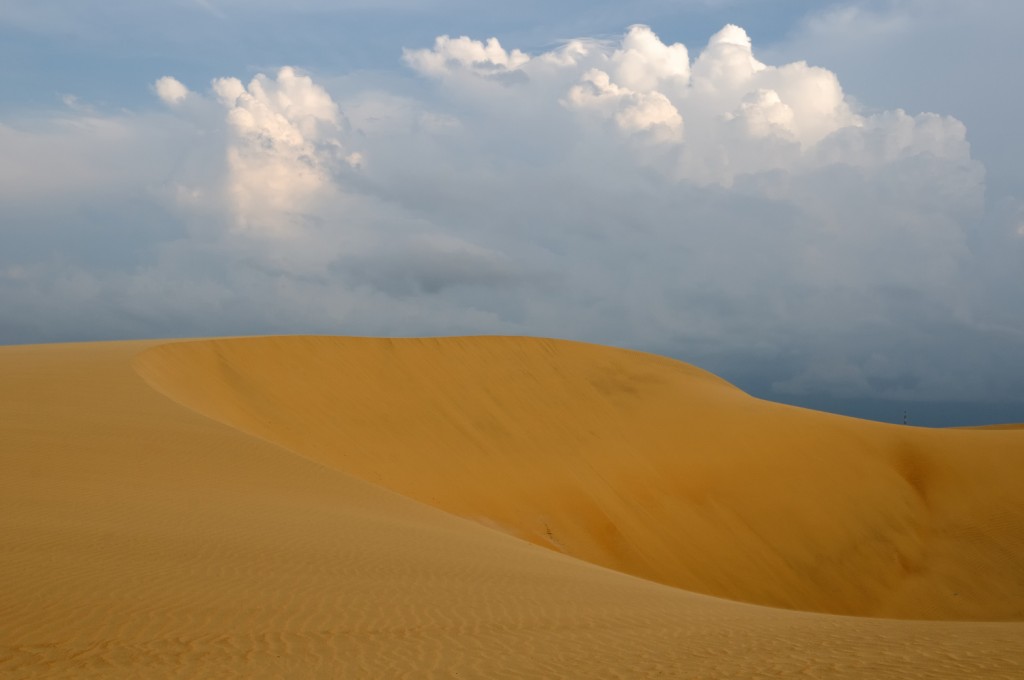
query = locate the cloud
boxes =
[691,23,765,89]
[403,35,530,79]
[209,67,355,237]
[610,24,691,92]
[764,0,1024,201]
[2,21,1022,408]
[565,68,684,141]
[336,233,523,296]
[154,76,190,106]
[405,23,867,183]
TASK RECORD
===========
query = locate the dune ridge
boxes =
[3,336,1024,679]
[134,335,1024,621]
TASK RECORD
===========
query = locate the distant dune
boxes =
[3,336,1023,678]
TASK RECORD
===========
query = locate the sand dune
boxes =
[3,336,1024,678]
[135,335,1024,620]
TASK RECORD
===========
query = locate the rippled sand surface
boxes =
[3,336,1023,678]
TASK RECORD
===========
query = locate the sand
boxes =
[2,336,1023,678]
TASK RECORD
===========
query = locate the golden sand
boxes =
[3,336,1023,678]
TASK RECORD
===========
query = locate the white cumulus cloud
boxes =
[154,76,190,106]
[565,68,684,141]
[210,66,352,237]
[610,24,691,92]
[403,35,530,79]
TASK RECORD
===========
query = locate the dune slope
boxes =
[3,337,1024,679]
[134,335,1024,620]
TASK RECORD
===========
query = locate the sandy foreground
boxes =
[2,336,1023,679]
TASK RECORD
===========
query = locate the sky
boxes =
[2,0,1023,426]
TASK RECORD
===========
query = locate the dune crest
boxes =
[134,335,1024,620]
